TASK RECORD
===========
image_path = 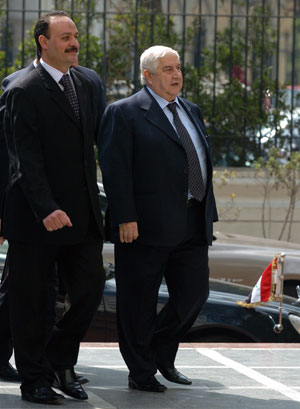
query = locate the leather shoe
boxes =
[128,375,167,392]
[157,366,192,385]
[22,386,64,404]
[0,363,21,382]
[55,368,88,400]
[52,372,89,388]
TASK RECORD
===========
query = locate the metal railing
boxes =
[0,0,299,166]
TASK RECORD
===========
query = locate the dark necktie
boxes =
[167,102,206,202]
[59,74,80,120]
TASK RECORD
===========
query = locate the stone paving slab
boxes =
[1,343,300,409]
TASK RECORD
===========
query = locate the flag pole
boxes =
[273,253,285,334]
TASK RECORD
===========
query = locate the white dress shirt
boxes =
[40,59,75,93]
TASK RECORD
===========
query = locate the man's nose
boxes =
[173,69,180,77]
[71,37,79,48]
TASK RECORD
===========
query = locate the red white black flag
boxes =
[237,254,284,308]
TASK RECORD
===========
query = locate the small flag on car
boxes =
[236,253,285,308]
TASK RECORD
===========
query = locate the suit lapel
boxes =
[139,88,183,147]
[36,65,81,130]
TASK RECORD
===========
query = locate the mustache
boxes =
[65,47,78,53]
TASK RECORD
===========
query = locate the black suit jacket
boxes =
[1,64,35,91]
[3,64,103,244]
[0,64,35,218]
[99,87,218,247]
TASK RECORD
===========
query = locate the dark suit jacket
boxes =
[0,64,35,219]
[0,64,106,237]
[99,86,218,247]
[1,64,35,92]
[3,64,103,244]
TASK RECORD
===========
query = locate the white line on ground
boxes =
[0,385,19,388]
[197,348,300,403]
[87,390,117,409]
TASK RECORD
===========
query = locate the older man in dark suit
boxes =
[0,57,105,384]
[3,11,105,404]
[99,45,218,393]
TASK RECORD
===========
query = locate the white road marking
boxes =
[0,385,20,388]
[197,348,300,402]
[87,390,117,409]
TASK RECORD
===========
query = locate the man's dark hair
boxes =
[34,11,69,59]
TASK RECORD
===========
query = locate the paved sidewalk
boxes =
[1,343,300,409]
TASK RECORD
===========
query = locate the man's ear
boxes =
[143,69,152,85]
[38,34,48,51]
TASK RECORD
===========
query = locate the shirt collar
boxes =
[40,58,71,84]
[146,86,180,110]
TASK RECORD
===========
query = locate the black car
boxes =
[69,262,300,343]
[1,201,300,343]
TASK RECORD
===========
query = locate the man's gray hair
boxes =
[140,45,180,85]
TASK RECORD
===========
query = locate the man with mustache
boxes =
[3,11,105,404]
[0,58,105,384]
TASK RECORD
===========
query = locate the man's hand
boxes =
[119,222,139,243]
[0,219,5,245]
[43,210,72,232]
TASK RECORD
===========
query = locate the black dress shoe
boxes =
[55,368,88,400]
[0,363,21,382]
[52,372,89,388]
[157,366,192,385]
[22,386,64,404]
[128,375,167,392]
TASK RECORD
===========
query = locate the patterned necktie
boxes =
[59,74,80,120]
[167,102,206,202]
